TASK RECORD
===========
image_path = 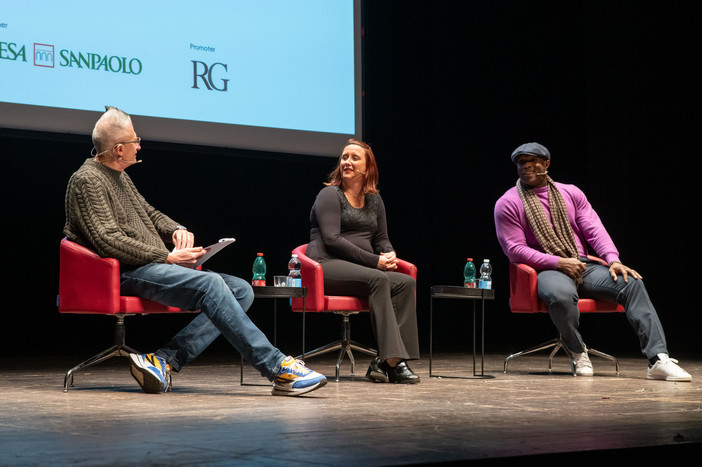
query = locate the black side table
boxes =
[240,286,307,386]
[429,285,495,379]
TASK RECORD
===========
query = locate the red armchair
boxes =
[290,244,417,381]
[58,238,197,391]
[504,256,624,375]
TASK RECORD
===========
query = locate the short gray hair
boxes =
[92,106,133,153]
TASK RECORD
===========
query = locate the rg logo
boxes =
[192,60,229,91]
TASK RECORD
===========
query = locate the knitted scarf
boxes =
[516,177,582,282]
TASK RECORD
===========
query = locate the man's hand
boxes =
[556,257,586,280]
[172,228,194,250]
[166,247,206,267]
[609,261,642,282]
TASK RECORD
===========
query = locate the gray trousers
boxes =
[537,259,667,359]
[320,258,420,362]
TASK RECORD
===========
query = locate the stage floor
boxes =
[1,352,700,465]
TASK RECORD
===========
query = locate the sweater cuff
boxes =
[154,249,170,264]
[603,254,620,266]
[544,255,561,271]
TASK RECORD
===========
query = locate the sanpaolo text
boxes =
[59,50,142,74]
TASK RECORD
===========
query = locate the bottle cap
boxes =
[483,259,489,262]
[257,252,264,256]
[292,254,298,257]
[466,258,473,261]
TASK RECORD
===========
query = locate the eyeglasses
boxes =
[115,137,141,146]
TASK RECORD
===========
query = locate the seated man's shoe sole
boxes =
[272,378,327,396]
[129,353,170,394]
[647,375,692,382]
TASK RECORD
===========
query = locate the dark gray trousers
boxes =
[320,258,419,362]
[537,260,667,359]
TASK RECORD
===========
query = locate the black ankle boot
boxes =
[366,357,388,383]
[381,360,420,384]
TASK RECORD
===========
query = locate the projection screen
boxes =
[0,0,362,156]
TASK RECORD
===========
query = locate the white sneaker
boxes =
[573,351,594,377]
[646,354,692,382]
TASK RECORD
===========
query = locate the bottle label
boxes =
[478,280,492,290]
[288,277,301,287]
[252,279,266,286]
[464,282,476,288]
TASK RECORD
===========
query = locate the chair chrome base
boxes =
[64,315,139,392]
[297,311,377,382]
[503,336,620,376]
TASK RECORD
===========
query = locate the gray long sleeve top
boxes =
[306,185,394,268]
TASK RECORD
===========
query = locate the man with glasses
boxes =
[64,106,327,396]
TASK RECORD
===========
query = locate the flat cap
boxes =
[511,142,551,164]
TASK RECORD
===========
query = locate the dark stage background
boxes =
[2,2,700,363]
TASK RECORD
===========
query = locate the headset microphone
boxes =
[535,170,548,176]
[119,157,143,164]
[354,169,366,175]
[91,148,142,164]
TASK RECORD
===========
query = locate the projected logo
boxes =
[34,43,54,68]
[192,60,229,92]
[0,41,27,62]
[58,49,143,74]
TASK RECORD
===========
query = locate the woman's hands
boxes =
[377,251,398,271]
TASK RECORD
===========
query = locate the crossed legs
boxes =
[121,264,285,380]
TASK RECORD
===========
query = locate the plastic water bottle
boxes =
[252,253,266,286]
[287,254,302,287]
[478,259,492,289]
[463,258,476,288]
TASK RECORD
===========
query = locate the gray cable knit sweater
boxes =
[64,158,179,267]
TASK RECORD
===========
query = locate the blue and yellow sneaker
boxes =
[129,353,172,394]
[272,356,327,396]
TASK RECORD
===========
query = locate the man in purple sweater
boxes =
[494,142,690,381]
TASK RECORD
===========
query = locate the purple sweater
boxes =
[494,182,620,271]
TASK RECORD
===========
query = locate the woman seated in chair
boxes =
[305,139,420,384]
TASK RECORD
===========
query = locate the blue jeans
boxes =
[120,264,286,380]
[537,259,667,359]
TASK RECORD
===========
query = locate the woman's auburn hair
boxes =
[325,139,379,194]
